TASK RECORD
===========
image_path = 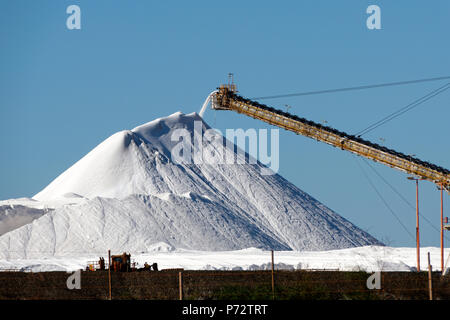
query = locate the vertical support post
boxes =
[108,249,112,300]
[427,252,433,300]
[179,271,183,300]
[271,250,275,300]
[440,184,444,272]
[416,180,420,272]
[443,252,450,276]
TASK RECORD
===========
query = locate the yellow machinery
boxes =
[86,253,158,272]
[211,81,450,193]
[110,252,131,272]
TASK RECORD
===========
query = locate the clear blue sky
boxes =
[1,0,449,247]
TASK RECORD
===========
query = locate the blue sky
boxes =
[1,0,449,247]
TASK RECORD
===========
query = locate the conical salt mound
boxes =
[0,112,381,259]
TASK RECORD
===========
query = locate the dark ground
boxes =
[0,270,448,300]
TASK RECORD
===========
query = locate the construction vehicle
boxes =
[110,253,159,272]
[142,262,159,271]
[110,252,131,272]
[86,257,106,271]
[210,78,450,193]
[86,253,158,272]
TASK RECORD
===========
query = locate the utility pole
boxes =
[179,271,183,300]
[440,184,444,272]
[271,250,275,300]
[427,252,433,300]
[408,177,422,271]
[108,249,112,300]
[416,179,420,272]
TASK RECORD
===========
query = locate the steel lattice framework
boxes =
[211,84,450,193]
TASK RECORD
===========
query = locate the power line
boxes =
[362,159,414,208]
[361,158,450,242]
[250,76,450,100]
[355,82,450,137]
[353,156,416,241]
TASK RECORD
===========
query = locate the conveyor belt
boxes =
[212,85,450,192]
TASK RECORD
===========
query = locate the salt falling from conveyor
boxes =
[199,90,218,118]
